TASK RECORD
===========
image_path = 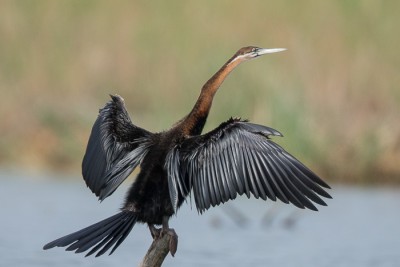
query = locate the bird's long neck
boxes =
[179,55,242,136]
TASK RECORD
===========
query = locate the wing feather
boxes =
[258,152,288,203]
[209,149,222,205]
[205,148,217,208]
[165,118,331,213]
[215,146,230,201]
[237,141,251,198]
[82,95,152,201]
[264,150,307,209]
[250,143,269,201]
[271,150,327,206]
[243,145,260,199]
[200,170,208,210]
[227,137,244,195]
[253,151,276,200]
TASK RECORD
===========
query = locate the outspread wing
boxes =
[82,95,153,201]
[166,118,331,213]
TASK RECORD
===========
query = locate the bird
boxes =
[43,46,331,258]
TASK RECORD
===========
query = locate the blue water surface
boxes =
[0,171,399,267]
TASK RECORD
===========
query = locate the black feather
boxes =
[82,95,152,201]
[165,118,330,213]
[43,211,137,257]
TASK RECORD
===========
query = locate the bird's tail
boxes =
[43,211,137,257]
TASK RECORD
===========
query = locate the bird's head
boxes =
[232,46,286,63]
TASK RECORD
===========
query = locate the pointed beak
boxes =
[255,48,286,56]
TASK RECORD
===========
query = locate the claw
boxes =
[148,224,161,239]
[149,222,179,256]
[161,217,179,256]
[163,228,178,257]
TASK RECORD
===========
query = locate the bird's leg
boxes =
[161,216,178,257]
[148,224,161,239]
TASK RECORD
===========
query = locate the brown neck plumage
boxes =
[179,54,243,136]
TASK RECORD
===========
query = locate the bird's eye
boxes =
[251,47,258,52]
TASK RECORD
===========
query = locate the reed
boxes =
[0,1,399,183]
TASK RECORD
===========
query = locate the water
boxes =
[1,171,399,267]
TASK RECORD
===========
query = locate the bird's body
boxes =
[44,46,331,257]
[123,130,183,225]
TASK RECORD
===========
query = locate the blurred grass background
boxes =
[0,1,399,184]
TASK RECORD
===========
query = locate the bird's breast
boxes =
[123,145,175,225]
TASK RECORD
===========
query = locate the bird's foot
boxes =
[148,224,178,256]
[149,224,161,239]
[161,227,178,257]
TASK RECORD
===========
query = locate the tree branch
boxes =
[139,234,171,267]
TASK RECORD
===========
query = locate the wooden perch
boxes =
[139,234,172,267]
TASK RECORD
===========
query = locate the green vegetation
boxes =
[0,1,399,183]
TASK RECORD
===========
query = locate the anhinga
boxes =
[43,46,331,257]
